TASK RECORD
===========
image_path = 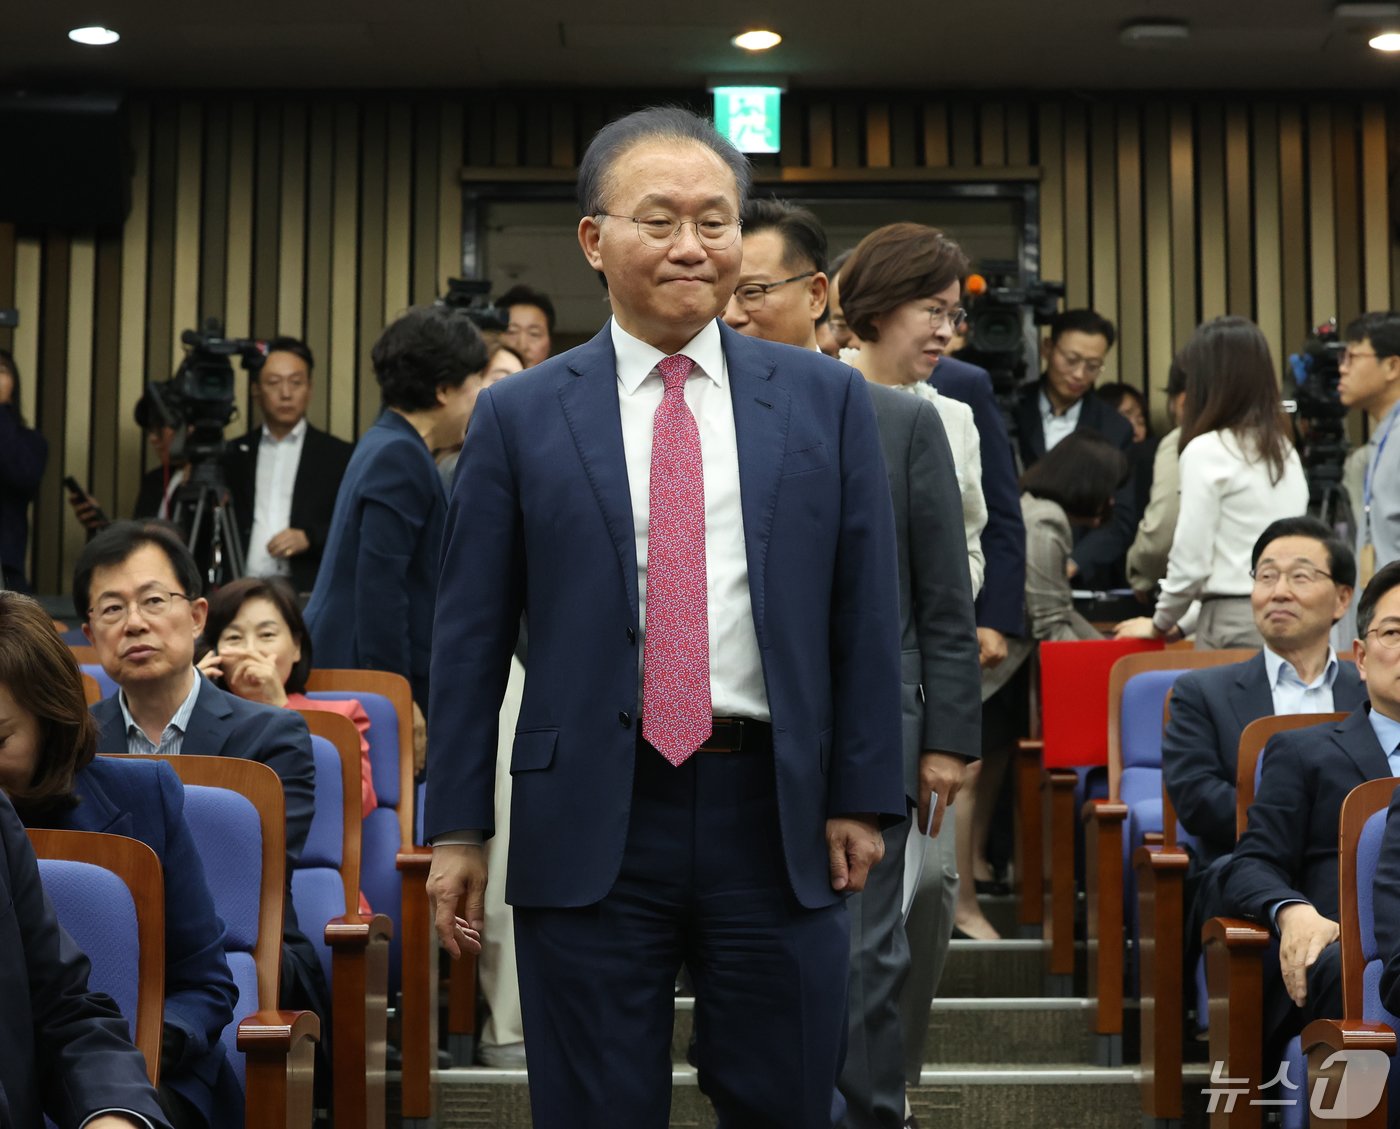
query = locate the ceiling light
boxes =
[1371,30,1400,48]
[732,29,782,51]
[68,26,120,46]
[1119,20,1190,47]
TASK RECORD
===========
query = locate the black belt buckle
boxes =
[701,717,745,754]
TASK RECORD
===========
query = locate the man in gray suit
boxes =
[1339,312,1400,582]
[727,198,981,1129]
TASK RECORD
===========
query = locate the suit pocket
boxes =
[782,442,828,477]
[510,729,558,774]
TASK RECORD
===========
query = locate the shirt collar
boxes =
[1262,645,1340,691]
[120,670,204,739]
[261,417,308,445]
[1039,386,1082,424]
[1367,703,1400,762]
[611,317,726,396]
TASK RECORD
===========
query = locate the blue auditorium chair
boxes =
[162,756,320,1129]
[29,828,166,1083]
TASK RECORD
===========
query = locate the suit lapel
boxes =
[558,326,640,621]
[721,324,788,639]
[71,765,135,837]
[1330,707,1394,782]
[1229,653,1275,732]
[93,695,128,754]
[181,677,233,758]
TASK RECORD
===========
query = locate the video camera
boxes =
[1287,318,1353,528]
[955,263,1065,428]
[145,318,265,463]
[436,278,509,333]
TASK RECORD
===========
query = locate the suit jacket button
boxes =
[618,711,631,728]
[627,627,636,644]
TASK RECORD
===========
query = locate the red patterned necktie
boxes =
[642,353,712,766]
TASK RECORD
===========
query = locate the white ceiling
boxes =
[7,0,1400,90]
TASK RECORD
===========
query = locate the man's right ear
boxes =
[578,216,604,272]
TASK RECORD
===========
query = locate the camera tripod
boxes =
[168,458,246,587]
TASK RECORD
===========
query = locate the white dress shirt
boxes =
[1039,389,1082,452]
[1263,645,1339,715]
[1152,430,1308,632]
[119,671,203,755]
[612,317,769,721]
[245,418,307,578]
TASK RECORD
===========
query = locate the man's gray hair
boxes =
[576,105,752,218]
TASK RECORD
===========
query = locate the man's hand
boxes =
[68,490,108,532]
[1114,616,1159,640]
[976,627,1007,669]
[1276,902,1339,1007]
[412,702,428,775]
[1066,558,1080,581]
[427,843,487,958]
[917,752,967,837]
[266,528,311,559]
[826,815,884,893]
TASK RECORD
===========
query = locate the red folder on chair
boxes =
[1039,638,1164,769]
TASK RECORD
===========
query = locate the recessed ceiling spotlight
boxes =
[1370,30,1400,48]
[1119,20,1191,47]
[68,26,120,46]
[732,29,782,51]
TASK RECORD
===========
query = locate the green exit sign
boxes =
[713,86,782,154]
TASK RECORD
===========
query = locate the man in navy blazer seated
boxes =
[73,521,326,1031]
[1164,515,1365,870]
[1013,309,1137,588]
[424,106,905,1128]
[0,788,173,1129]
[1214,561,1400,1065]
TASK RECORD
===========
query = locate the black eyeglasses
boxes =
[731,272,817,311]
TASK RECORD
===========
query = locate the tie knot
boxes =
[657,353,696,392]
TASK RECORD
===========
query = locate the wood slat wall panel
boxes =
[6,88,1397,593]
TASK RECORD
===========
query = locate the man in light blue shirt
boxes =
[1215,560,1400,1065]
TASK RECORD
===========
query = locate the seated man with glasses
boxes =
[225,336,354,594]
[1164,516,1364,874]
[1212,559,1400,1069]
[1013,308,1138,588]
[75,520,330,1041]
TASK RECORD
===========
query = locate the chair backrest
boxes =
[304,669,414,846]
[80,662,118,700]
[79,670,102,706]
[1339,779,1400,1020]
[1039,638,1163,769]
[1107,648,1257,797]
[29,828,166,1083]
[296,711,363,911]
[1235,712,1351,839]
[68,643,100,665]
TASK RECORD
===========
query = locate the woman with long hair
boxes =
[1117,316,1308,648]
[0,591,239,1129]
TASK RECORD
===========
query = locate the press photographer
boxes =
[1336,312,1400,583]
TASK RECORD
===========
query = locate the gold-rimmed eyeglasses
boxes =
[88,587,191,627]
[1250,564,1334,590]
[595,212,742,250]
[1365,624,1400,651]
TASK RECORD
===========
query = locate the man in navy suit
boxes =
[0,788,173,1129]
[424,107,905,1128]
[1013,309,1137,588]
[1216,561,1400,1064]
[1164,516,1364,870]
[73,522,327,1039]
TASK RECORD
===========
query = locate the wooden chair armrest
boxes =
[1017,738,1044,753]
[1015,741,1046,927]
[239,1009,320,1129]
[326,914,392,1129]
[1303,1020,1395,1129]
[1203,917,1271,1128]
[1044,768,1081,978]
[1133,844,1190,1121]
[1084,800,1128,1039]
[1143,831,1164,847]
[394,846,438,1122]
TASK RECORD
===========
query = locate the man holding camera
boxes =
[225,336,353,594]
